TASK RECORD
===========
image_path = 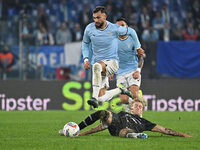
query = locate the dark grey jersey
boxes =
[108,111,156,136]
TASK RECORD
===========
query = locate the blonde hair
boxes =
[129,97,147,110]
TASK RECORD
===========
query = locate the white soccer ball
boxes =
[63,122,80,137]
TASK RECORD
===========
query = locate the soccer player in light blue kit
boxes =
[116,18,146,112]
[97,18,146,114]
[82,6,132,108]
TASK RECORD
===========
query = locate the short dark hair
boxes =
[93,6,107,14]
[116,17,128,24]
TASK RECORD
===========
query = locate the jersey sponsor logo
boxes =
[126,43,131,48]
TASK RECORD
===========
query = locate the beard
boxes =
[95,21,104,29]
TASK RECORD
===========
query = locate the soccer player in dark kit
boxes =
[77,98,191,138]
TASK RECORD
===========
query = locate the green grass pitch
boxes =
[0,111,199,150]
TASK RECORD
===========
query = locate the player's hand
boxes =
[84,61,90,70]
[183,134,192,138]
[132,71,140,79]
[137,48,146,58]
[109,74,114,80]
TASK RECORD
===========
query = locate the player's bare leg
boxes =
[120,85,144,113]
[129,85,139,99]
[120,84,139,102]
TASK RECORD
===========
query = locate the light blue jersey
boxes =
[82,21,130,64]
[117,28,141,75]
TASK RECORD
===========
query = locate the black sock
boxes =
[78,111,101,130]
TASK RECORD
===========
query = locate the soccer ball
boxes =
[63,122,80,137]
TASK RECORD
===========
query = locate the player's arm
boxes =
[132,27,146,59]
[82,26,91,70]
[151,125,192,137]
[136,48,145,72]
[128,28,145,79]
[82,55,90,70]
[131,48,145,79]
[82,42,91,70]
[137,48,146,58]
[133,49,145,79]
[79,123,106,136]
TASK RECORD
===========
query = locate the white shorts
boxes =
[102,59,119,76]
[116,71,141,88]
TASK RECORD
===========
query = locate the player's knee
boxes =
[120,95,129,103]
[98,87,106,97]
[119,128,134,138]
[93,63,102,73]
[106,60,118,76]
[129,85,139,98]
[133,92,139,98]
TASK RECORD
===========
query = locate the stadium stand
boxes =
[0,0,199,80]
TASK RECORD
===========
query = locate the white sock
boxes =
[124,97,132,112]
[126,133,147,138]
[128,97,133,103]
[92,63,102,99]
[126,132,138,138]
[123,103,130,112]
[98,88,121,102]
[93,86,101,100]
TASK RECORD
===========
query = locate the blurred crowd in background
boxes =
[0,0,200,80]
[0,0,199,46]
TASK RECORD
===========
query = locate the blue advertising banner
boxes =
[13,45,64,67]
[12,45,65,79]
[36,46,64,67]
[12,42,82,68]
[156,41,200,78]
